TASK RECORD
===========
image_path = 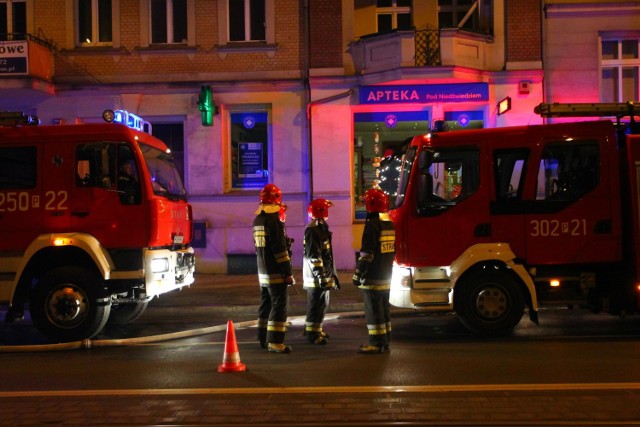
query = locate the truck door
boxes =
[0,144,44,252]
[523,138,619,264]
[406,146,490,266]
[42,141,73,233]
[490,148,529,258]
[71,142,147,248]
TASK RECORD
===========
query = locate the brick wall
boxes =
[37,0,302,84]
[309,0,343,69]
[506,0,542,63]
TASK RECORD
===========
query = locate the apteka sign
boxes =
[360,83,489,104]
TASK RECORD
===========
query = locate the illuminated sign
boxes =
[497,97,512,115]
[359,83,489,104]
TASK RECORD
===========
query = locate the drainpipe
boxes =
[302,0,312,205]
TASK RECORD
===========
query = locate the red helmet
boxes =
[363,188,389,213]
[308,198,333,220]
[260,184,283,205]
[278,204,288,222]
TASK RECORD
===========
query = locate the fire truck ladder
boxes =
[534,102,640,137]
[535,101,640,122]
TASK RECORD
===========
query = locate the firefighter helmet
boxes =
[278,204,288,222]
[260,183,283,205]
[363,188,389,213]
[308,198,333,220]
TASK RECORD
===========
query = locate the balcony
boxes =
[0,34,55,110]
[348,27,499,76]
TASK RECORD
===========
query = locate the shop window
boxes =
[150,0,187,44]
[535,142,599,201]
[230,110,270,190]
[77,0,113,46]
[601,36,640,102]
[376,0,412,33]
[354,111,430,219]
[443,110,484,131]
[0,0,26,40]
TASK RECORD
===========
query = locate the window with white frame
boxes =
[77,0,112,46]
[601,37,640,103]
[228,0,265,42]
[438,0,479,32]
[150,0,187,44]
[376,0,412,33]
[230,109,271,190]
[0,0,26,41]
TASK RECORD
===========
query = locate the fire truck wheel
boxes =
[107,301,149,326]
[455,269,525,336]
[30,267,111,342]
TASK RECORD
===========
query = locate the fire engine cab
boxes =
[389,102,640,335]
[0,110,195,342]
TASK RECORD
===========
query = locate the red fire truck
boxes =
[389,102,640,335]
[0,110,195,342]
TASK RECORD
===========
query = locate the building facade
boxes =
[0,0,638,273]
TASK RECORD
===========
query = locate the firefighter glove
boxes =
[352,271,363,287]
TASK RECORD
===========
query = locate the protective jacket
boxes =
[355,212,395,290]
[253,205,293,287]
[302,219,337,289]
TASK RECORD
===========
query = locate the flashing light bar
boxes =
[103,109,152,133]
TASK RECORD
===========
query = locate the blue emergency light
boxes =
[103,109,151,133]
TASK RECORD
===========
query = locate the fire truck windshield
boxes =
[140,143,187,200]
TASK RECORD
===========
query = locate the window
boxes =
[228,0,265,42]
[152,123,185,184]
[438,0,479,32]
[376,0,412,33]
[0,146,36,188]
[150,0,187,44]
[354,111,430,219]
[535,142,599,201]
[494,149,528,200]
[230,110,270,190]
[601,37,640,102]
[77,0,112,46]
[0,0,26,41]
[416,148,479,216]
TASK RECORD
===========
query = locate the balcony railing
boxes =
[348,27,497,75]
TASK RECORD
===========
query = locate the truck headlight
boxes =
[391,265,412,289]
[151,258,170,273]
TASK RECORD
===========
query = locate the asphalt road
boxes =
[3,274,640,425]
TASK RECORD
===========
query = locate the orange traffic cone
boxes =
[218,320,247,373]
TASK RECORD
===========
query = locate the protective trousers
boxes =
[257,283,289,345]
[362,289,391,347]
[304,287,330,340]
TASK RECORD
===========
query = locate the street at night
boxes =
[2,273,640,425]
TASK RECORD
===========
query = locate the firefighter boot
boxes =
[268,343,292,353]
[358,344,387,354]
[257,330,267,349]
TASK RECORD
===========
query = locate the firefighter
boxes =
[253,183,295,353]
[303,198,340,345]
[353,188,396,354]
